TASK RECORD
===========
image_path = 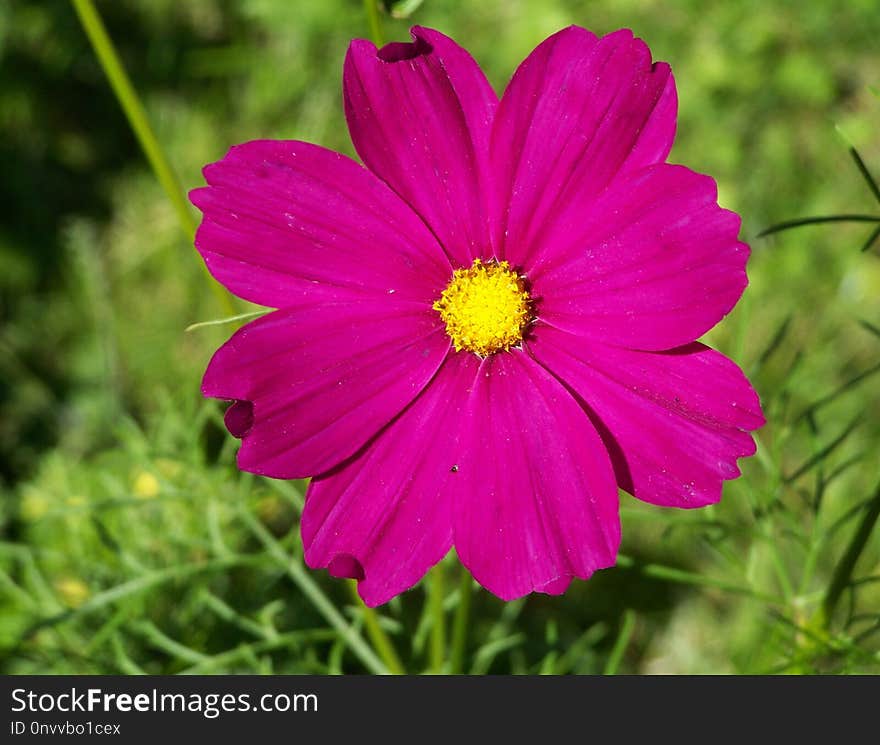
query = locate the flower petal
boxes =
[344,26,498,265]
[531,164,749,351]
[303,352,480,607]
[491,27,676,266]
[453,350,620,601]
[202,302,449,479]
[529,325,765,507]
[190,139,451,308]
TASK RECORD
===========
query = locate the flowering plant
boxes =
[192,25,763,607]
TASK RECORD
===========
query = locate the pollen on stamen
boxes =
[433,259,533,356]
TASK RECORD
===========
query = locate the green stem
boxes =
[25,555,262,642]
[185,309,271,333]
[820,482,880,628]
[71,0,236,316]
[238,508,389,675]
[757,214,880,238]
[180,629,339,674]
[765,527,795,603]
[428,564,446,673]
[850,146,880,204]
[603,609,636,675]
[861,223,880,253]
[363,0,385,46]
[347,581,406,675]
[133,620,209,665]
[615,553,779,604]
[449,569,473,674]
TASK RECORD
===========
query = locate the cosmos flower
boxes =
[190,25,764,606]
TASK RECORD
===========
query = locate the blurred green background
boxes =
[1,0,879,674]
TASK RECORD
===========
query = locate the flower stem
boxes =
[603,608,636,675]
[71,0,236,316]
[347,581,405,675]
[449,568,472,674]
[428,564,446,673]
[820,481,880,628]
[362,0,385,46]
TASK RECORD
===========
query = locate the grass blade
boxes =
[757,214,880,238]
[784,416,861,483]
[860,223,880,253]
[821,482,880,627]
[850,147,880,204]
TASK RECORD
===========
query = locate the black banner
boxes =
[1,675,876,741]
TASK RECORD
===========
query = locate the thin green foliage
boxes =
[70,0,236,316]
[2,0,878,675]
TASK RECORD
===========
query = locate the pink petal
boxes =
[531,164,749,351]
[223,400,254,438]
[202,303,449,479]
[344,26,498,266]
[538,576,573,596]
[529,325,765,507]
[190,139,450,309]
[453,351,620,601]
[491,27,676,266]
[303,353,481,607]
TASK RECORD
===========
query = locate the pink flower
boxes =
[190,26,764,606]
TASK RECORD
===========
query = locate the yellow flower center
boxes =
[433,259,533,356]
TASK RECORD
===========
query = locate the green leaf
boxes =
[185,309,270,332]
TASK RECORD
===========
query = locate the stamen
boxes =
[433,259,533,356]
